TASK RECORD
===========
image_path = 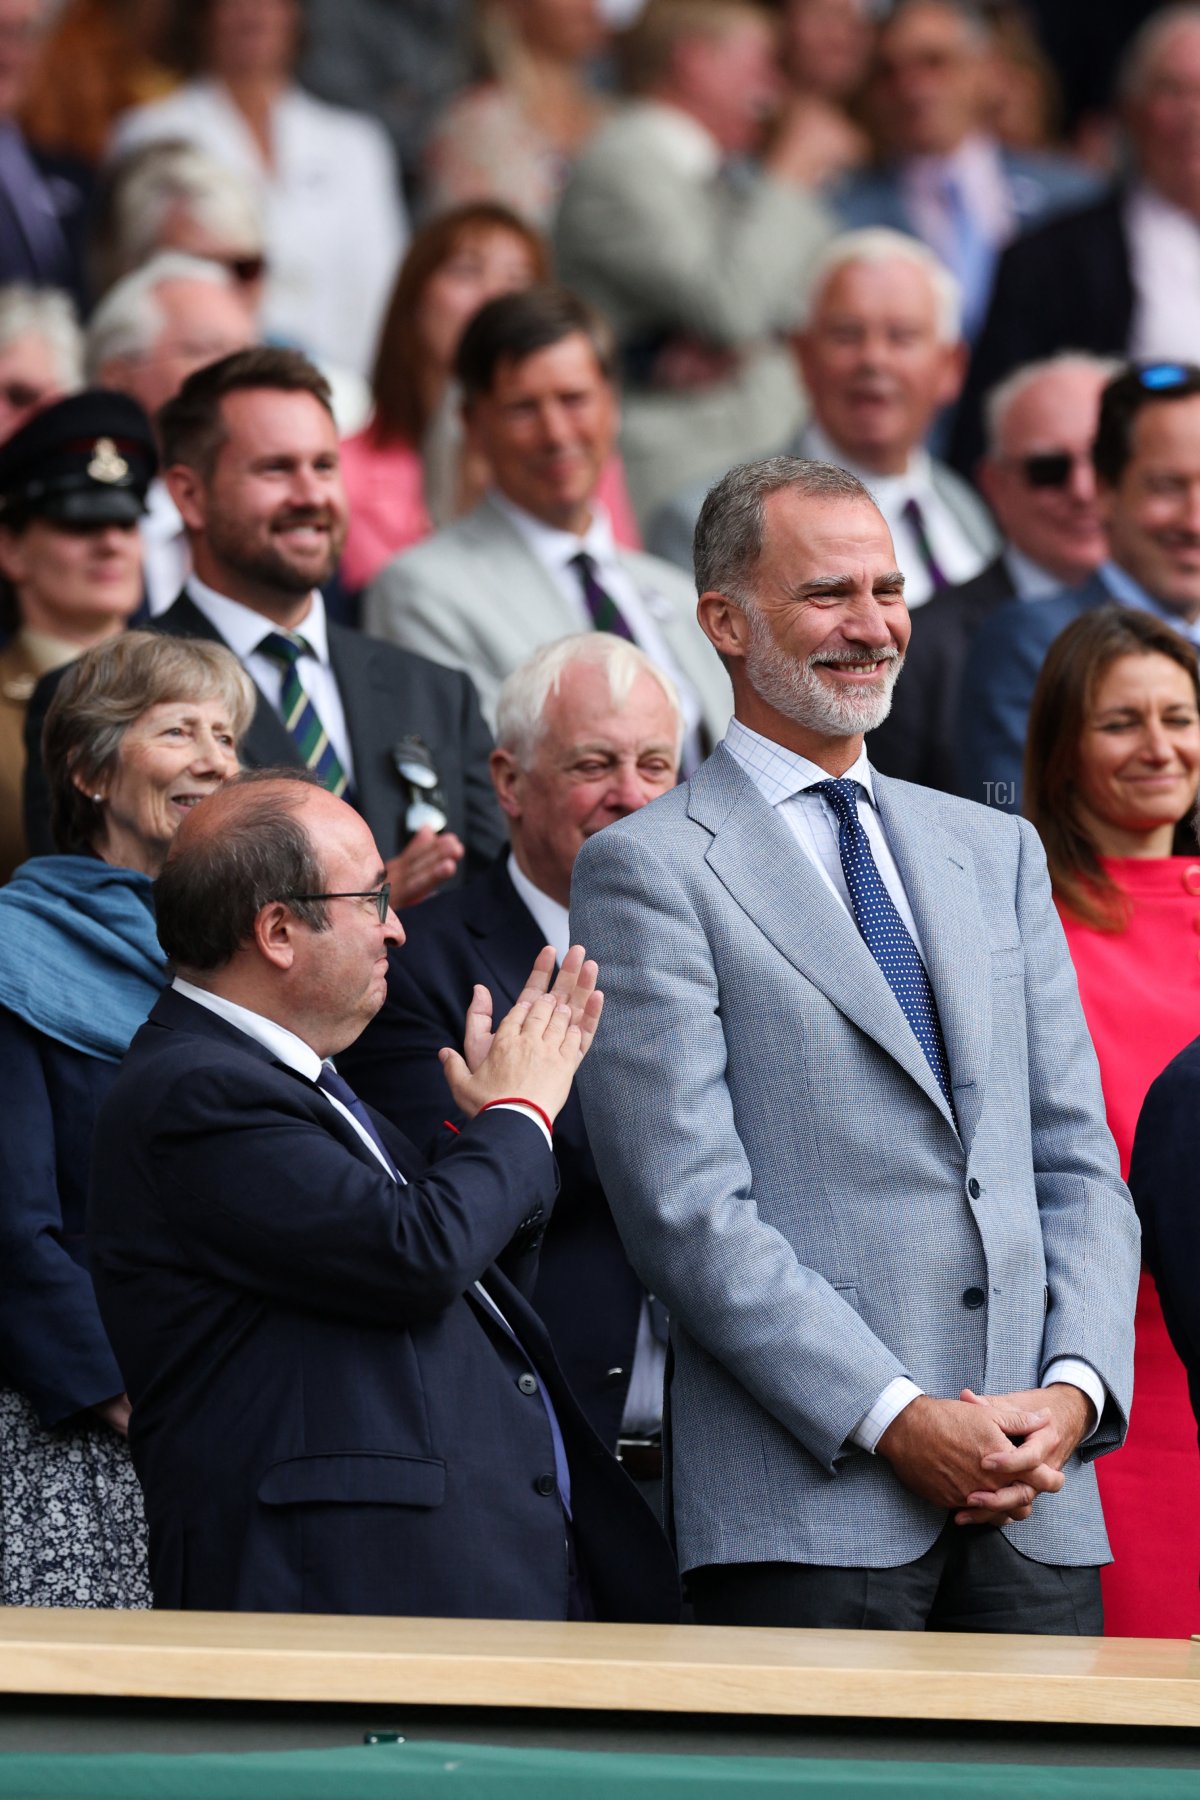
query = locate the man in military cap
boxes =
[0,388,156,880]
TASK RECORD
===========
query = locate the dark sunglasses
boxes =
[224,254,266,286]
[1017,452,1088,489]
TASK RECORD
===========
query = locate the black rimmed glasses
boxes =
[286,885,392,922]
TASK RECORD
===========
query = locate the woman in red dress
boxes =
[1024,605,1200,1638]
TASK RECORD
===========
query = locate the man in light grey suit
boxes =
[363,287,730,767]
[570,456,1139,1632]
[648,229,999,606]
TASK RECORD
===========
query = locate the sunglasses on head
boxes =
[1136,362,1193,392]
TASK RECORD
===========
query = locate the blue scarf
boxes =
[0,856,167,1062]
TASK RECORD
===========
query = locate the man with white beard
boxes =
[569,455,1138,1635]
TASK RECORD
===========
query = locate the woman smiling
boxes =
[0,630,253,1607]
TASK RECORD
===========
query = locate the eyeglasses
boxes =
[286,884,392,923]
[1015,451,1090,489]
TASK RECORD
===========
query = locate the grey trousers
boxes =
[686,1523,1103,1634]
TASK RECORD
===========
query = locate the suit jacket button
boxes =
[517,1372,538,1395]
[967,1178,981,1199]
[534,1473,557,1497]
[605,1366,626,1384]
[962,1286,986,1309]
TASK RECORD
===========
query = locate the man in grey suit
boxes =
[364,287,730,767]
[648,229,999,607]
[571,456,1139,1632]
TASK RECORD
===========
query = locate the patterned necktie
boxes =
[570,551,636,641]
[811,777,955,1114]
[256,632,348,797]
[901,495,949,594]
[316,1062,403,1182]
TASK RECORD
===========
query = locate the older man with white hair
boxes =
[0,285,82,445]
[341,633,684,1491]
[649,227,998,607]
[86,251,255,615]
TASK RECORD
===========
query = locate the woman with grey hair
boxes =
[0,630,253,1608]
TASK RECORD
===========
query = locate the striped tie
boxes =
[256,631,348,797]
[570,551,636,641]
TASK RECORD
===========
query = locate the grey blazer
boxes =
[570,747,1139,1576]
[362,493,732,744]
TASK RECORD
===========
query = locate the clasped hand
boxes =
[438,945,603,1126]
[877,1383,1092,1527]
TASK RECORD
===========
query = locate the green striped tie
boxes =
[256,631,349,797]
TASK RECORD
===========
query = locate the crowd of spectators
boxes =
[1,0,1199,1644]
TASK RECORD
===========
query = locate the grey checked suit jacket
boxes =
[362,493,732,743]
[570,747,1139,1576]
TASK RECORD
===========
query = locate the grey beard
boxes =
[743,615,903,736]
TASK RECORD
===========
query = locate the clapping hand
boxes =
[438,945,603,1125]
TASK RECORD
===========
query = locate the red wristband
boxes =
[478,1096,554,1140]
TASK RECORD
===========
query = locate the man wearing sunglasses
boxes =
[871,352,1116,793]
[959,361,1200,810]
[88,769,678,1621]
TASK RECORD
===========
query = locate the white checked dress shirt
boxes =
[723,719,1104,1450]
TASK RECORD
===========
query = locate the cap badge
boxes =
[87,438,129,483]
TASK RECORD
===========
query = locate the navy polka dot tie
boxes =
[812,778,955,1114]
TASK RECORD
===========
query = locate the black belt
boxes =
[616,1434,663,1481]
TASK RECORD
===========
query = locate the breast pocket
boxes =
[991,945,1024,982]
[257,1452,445,1509]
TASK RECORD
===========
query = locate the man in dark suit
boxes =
[951,8,1200,474]
[871,353,1114,792]
[341,633,683,1468]
[958,362,1200,811]
[88,769,679,1619]
[23,346,504,896]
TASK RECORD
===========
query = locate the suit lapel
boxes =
[462,861,548,1002]
[694,752,961,1134]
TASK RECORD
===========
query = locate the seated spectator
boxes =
[1025,606,1200,1639]
[649,228,997,604]
[88,768,680,1620]
[870,351,1115,792]
[0,391,154,883]
[0,0,93,309]
[20,0,178,168]
[838,0,1097,340]
[555,0,835,523]
[422,0,613,228]
[952,6,1200,473]
[959,361,1200,810]
[23,347,506,900]
[364,287,730,760]
[0,285,83,448]
[341,634,682,1483]
[86,251,256,614]
[0,628,252,1606]
[110,0,408,376]
[341,202,642,595]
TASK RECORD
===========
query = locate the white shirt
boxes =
[509,853,665,1433]
[489,489,705,767]
[1126,183,1200,365]
[723,718,1104,1450]
[141,479,189,619]
[184,575,356,784]
[803,424,985,609]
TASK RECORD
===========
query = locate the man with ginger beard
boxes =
[570,455,1138,1633]
[23,346,504,899]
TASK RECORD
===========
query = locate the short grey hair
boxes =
[799,228,963,344]
[97,141,263,293]
[495,632,684,766]
[1119,5,1200,104]
[982,351,1124,457]
[693,457,876,604]
[43,630,257,855]
[85,252,240,378]
[0,285,83,388]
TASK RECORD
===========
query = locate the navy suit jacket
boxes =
[1129,1036,1200,1443]
[88,989,678,1620]
[339,857,647,1450]
[23,592,505,874]
[955,571,1111,811]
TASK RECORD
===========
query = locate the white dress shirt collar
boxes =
[172,975,324,1078]
[185,573,330,665]
[507,852,571,963]
[1003,544,1060,601]
[803,420,928,505]
[489,488,617,574]
[723,716,877,809]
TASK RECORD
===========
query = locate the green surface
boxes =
[0,1737,1196,1799]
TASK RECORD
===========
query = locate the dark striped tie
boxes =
[256,631,349,797]
[570,551,636,641]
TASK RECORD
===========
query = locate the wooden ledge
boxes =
[0,1611,1198,1727]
